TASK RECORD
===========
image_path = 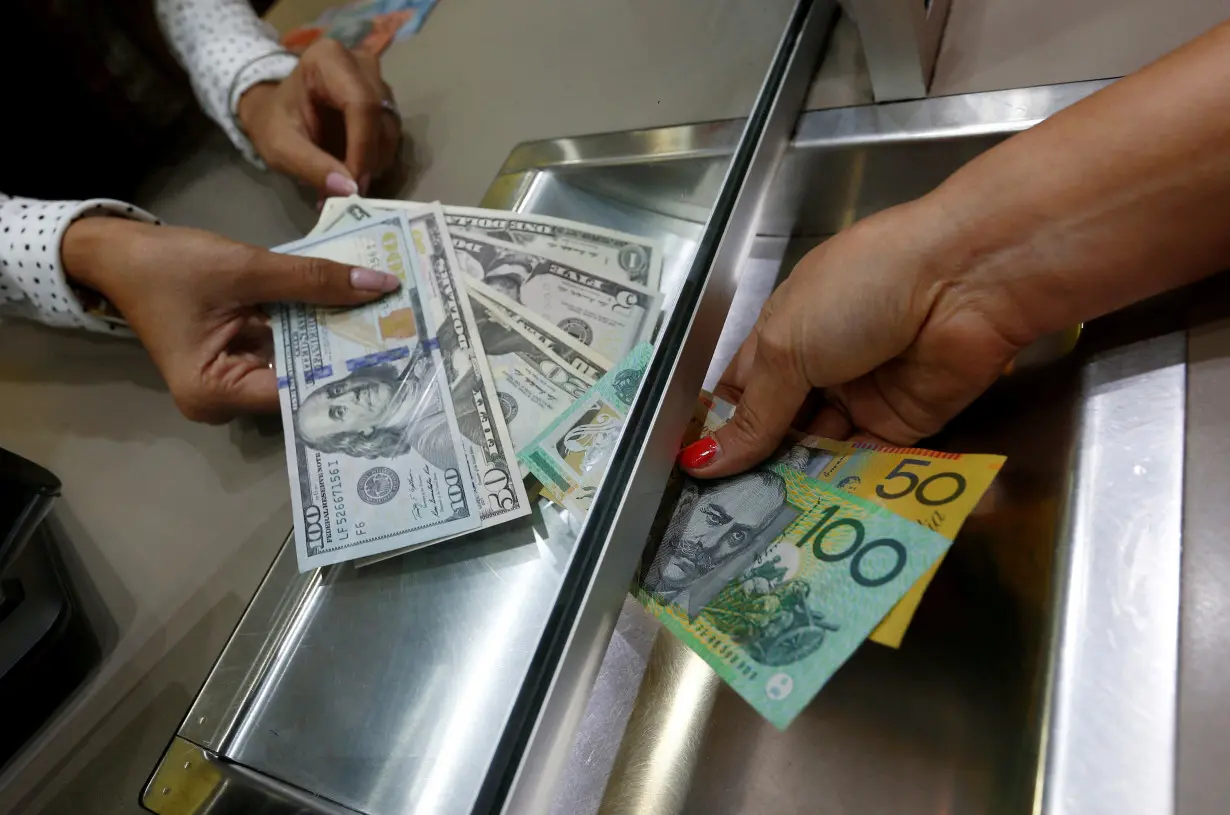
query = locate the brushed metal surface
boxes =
[1041,332,1184,815]
[149,64,1189,815]
[840,0,952,101]
[493,4,837,812]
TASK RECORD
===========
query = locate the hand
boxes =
[237,39,401,198]
[680,200,1028,479]
[62,218,399,423]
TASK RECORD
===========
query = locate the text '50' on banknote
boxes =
[271,214,483,571]
[402,205,531,529]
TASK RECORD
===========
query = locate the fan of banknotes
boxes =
[272,198,663,570]
[273,198,1006,729]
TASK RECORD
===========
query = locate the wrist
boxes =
[62,216,143,296]
[236,82,278,136]
[908,183,1057,352]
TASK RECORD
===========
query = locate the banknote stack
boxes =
[270,195,1007,729]
[271,199,664,570]
[521,380,1007,728]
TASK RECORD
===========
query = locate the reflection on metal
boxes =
[597,635,720,815]
[490,3,840,813]
[839,0,952,101]
[1040,332,1184,815]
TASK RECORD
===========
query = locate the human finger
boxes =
[261,122,359,196]
[229,249,399,307]
[680,325,811,478]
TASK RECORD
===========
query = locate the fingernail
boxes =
[350,267,399,292]
[359,173,371,195]
[326,171,359,197]
[679,437,720,471]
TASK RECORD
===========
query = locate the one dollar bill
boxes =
[467,277,611,382]
[271,215,483,570]
[449,231,660,363]
[467,287,597,452]
[318,197,664,290]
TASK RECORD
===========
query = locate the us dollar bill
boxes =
[271,214,482,570]
[467,290,596,452]
[448,232,660,362]
[404,205,531,529]
[518,343,653,519]
[319,200,661,358]
[467,277,611,382]
[317,197,663,290]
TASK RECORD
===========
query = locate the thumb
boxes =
[232,249,400,307]
[680,343,811,479]
[265,127,360,197]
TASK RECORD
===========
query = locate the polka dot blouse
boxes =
[0,0,298,334]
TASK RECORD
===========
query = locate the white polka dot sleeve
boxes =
[156,0,299,166]
[0,194,158,334]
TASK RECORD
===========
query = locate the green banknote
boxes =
[517,342,653,519]
[633,443,955,729]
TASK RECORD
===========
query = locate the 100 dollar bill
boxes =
[634,439,960,729]
[701,395,1005,647]
[271,215,482,570]
[318,197,664,290]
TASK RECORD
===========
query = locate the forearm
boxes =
[154,0,297,164]
[926,20,1230,345]
[0,193,158,333]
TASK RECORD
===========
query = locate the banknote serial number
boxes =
[327,460,355,541]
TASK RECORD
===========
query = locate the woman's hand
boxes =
[680,200,1028,479]
[237,39,401,198]
[62,218,399,423]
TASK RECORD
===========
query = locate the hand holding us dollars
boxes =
[274,197,664,569]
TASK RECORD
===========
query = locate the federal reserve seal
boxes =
[557,317,593,345]
[497,391,519,423]
[357,466,400,505]
[617,245,649,280]
[612,367,644,404]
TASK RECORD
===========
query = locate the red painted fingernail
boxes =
[679,437,720,470]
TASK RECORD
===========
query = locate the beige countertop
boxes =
[4,1,1230,812]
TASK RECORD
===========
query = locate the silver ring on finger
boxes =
[380,98,402,124]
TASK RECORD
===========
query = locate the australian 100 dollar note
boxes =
[402,205,531,529]
[518,343,653,519]
[317,197,664,290]
[633,437,965,729]
[271,214,483,570]
[699,394,1005,648]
